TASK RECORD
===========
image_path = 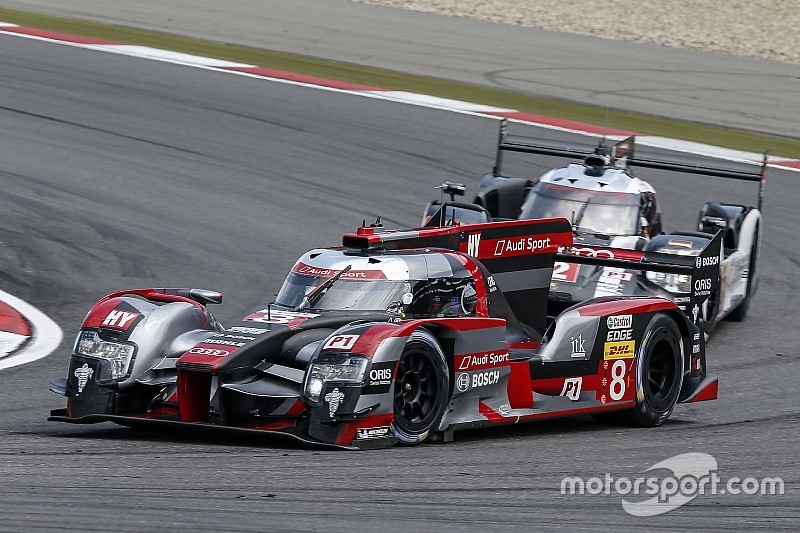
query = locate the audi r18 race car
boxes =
[50,214,720,449]
[423,120,765,332]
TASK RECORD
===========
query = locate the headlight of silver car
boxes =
[74,330,136,381]
[645,271,692,294]
[304,355,368,404]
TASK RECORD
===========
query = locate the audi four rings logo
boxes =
[188,347,230,356]
[573,247,615,259]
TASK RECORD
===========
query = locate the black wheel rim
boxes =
[394,347,439,431]
[644,331,679,412]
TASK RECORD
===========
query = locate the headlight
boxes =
[646,272,692,294]
[304,355,368,404]
[74,330,136,381]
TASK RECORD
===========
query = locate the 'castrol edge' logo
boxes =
[607,314,632,330]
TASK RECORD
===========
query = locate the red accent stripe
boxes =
[0,26,118,44]
[576,297,676,316]
[507,362,534,409]
[478,401,507,422]
[220,66,389,91]
[0,301,31,336]
[484,111,636,136]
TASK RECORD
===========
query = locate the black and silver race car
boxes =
[49,215,720,449]
[422,120,766,333]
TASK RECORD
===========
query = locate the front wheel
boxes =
[594,313,683,427]
[392,330,449,444]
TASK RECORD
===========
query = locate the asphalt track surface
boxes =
[4,0,800,139]
[1,35,798,531]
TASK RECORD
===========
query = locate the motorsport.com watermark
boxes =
[560,452,784,516]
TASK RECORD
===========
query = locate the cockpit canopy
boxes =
[275,250,478,317]
[520,181,641,236]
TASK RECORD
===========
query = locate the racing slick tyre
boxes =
[392,330,449,445]
[593,313,683,427]
[727,222,759,322]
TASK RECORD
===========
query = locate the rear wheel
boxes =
[392,330,449,444]
[594,313,683,427]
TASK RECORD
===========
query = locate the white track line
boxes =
[1,26,797,173]
[0,289,63,371]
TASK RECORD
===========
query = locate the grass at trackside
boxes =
[2,7,800,159]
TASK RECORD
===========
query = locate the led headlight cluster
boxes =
[74,330,136,381]
[646,271,692,294]
[303,355,368,404]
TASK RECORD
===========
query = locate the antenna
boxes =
[602,107,609,146]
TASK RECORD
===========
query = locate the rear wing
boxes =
[491,118,768,210]
[556,231,723,326]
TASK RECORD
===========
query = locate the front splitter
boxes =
[48,409,355,450]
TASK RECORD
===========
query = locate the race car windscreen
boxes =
[275,273,411,312]
[520,183,640,235]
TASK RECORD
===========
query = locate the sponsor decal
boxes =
[601,270,633,281]
[692,343,700,354]
[471,369,500,388]
[457,351,509,370]
[694,278,712,296]
[569,247,615,259]
[244,309,319,325]
[218,334,256,341]
[561,377,582,401]
[570,335,586,358]
[693,332,700,341]
[101,310,140,330]
[696,256,720,268]
[456,373,470,392]
[293,262,386,279]
[552,261,581,283]
[355,426,391,440]
[363,361,395,394]
[73,363,93,394]
[467,233,481,256]
[228,326,269,335]
[204,338,246,347]
[322,334,359,351]
[606,329,633,342]
[607,314,633,330]
[692,304,700,324]
[673,296,691,303]
[324,387,345,417]
[486,275,498,293]
[188,347,230,357]
[368,367,392,386]
[494,237,551,256]
[499,403,512,416]
[604,341,635,360]
[594,267,628,297]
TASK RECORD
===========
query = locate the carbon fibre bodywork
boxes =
[50,218,718,449]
